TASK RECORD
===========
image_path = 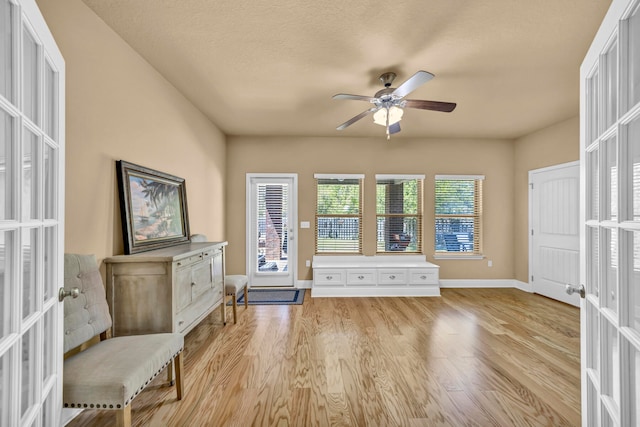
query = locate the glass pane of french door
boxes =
[0,0,64,425]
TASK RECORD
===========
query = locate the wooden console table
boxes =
[312,255,440,297]
[104,241,227,336]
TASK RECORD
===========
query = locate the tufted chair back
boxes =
[63,254,113,352]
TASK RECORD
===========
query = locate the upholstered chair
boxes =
[224,275,249,324]
[62,254,185,427]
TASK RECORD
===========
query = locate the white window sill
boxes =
[433,254,485,260]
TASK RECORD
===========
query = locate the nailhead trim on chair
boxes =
[63,347,183,410]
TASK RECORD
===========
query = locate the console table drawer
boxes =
[409,270,439,285]
[176,287,220,333]
[378,270,407,285]
[346,270,376,286]
[314,270,345,286]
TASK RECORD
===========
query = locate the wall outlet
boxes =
[488,260,493,267]
[300,221,310,229]
[305,260,311,267]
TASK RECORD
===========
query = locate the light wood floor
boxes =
[67,288,580,426]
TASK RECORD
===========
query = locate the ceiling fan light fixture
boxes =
[373,106,403,126]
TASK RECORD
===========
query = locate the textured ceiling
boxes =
[82,0,611,139]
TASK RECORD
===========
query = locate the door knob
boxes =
[58,287,80,302]
[565,284,585,299]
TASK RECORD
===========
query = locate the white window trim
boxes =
[314,173,364,180]
[435,174,485,181]
[433,254,485,260]
[375,174,425,180]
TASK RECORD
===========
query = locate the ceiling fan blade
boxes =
[336,108,377,130]
[389,122,401,134]
[404,99,457,112]
[392,71,434,98]
[333,93,378,102]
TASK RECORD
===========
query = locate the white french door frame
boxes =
[245,173,297,287]
[0,0,65,425]
[580,0,640,425]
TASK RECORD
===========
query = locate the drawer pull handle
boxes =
[326,276,332,280]
[389,275,396,280]
[420,275,427,280]
[178,321,184,326]
[191,282,196,287]
[358,275,364,280]
[177,262,182,266]
[204,252,209,256]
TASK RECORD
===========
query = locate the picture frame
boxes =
[116,160,191,254]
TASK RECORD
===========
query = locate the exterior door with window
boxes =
[246,174,297,287]
[0,0,65,425]
[580,0,640,424]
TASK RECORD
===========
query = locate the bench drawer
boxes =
[409,269,439,285]
[346,270,376,286]
[314,270,345,286]
[378,270,407,285]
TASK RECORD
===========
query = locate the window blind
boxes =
[375,176,423,253]
[315,176,363,253]
[435,176,483,254]
[256,183,288,267]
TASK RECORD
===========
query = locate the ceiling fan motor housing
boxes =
[379,72,396,88]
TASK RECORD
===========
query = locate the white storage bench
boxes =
[311,255,440,297]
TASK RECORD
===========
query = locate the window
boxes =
[315,174,363,253]
[376,174,423,253]
[435,175,484,256]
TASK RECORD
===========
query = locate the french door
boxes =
[246,174,297,287]
[580,0,640,424]
[0,0,65,425]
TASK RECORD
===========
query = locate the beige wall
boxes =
[513,116,580,282]
[37,0,578,284]
[226,136,515,280]
[38,0,226,265]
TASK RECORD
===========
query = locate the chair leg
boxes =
[167,360,174,385]
[116,404,132,427]
[222,295,227,325]
[232,292,238,324]
[174,352,184,401]
[244,286,248,309]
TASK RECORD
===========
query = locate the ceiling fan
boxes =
[333,70,456,139]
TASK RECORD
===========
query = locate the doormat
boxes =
[227,289,304,305]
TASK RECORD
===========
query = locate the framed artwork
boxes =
[116,160,190,254]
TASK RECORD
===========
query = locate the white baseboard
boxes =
[439,279,532,291]
[514,280,533,293]
[296,280,312,289]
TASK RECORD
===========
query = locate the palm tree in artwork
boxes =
[139,180,181,235]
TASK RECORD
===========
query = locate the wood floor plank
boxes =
[66,288,581,426]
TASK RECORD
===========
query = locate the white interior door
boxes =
[530,162,580,306]
[581,0,640,425]
[0,0,65,425]
[246,174,297,287]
